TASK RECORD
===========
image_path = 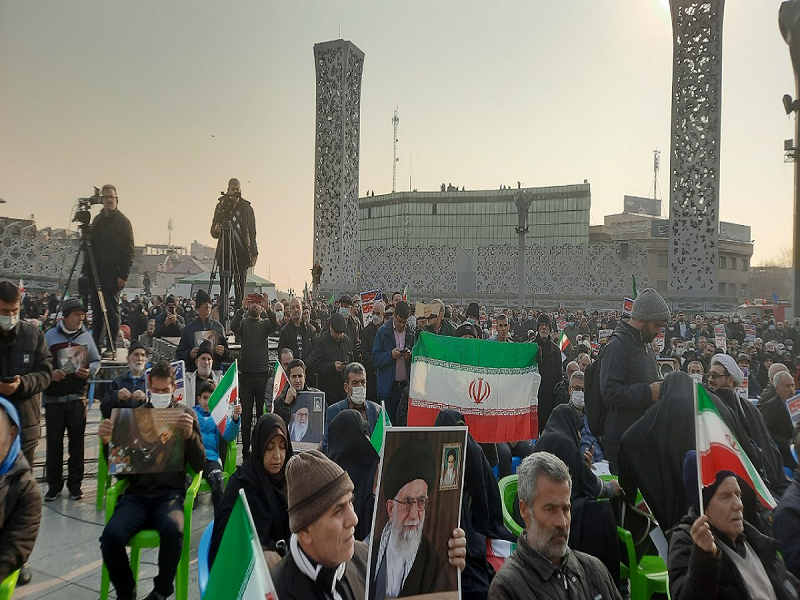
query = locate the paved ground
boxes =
[18,402,220,600]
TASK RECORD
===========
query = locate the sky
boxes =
[0,0,796,292]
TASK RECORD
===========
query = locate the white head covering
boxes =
[710,353,744,386]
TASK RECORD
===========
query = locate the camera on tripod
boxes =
[73,187,102,227]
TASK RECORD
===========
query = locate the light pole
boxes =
[514,192,533,309]
[780,0,800,316]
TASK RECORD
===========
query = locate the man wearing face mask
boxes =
[726,313,745,345]
[360,301,384,401]
[42,298,101,502]
[764,320,782,344]
[98,360,205,600]
[278,297,317,387]
[0,282,52,474]
[321,362,381,454]
[230,293,279,456]
[102,341,149,419]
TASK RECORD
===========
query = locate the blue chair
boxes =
[492,455,523,480]
[197,520,214,598]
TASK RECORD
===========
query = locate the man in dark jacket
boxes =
[0,396,41,585]
[534,314,563,436]
[372,301,414,423]
[424,299,457,337]
[153,295,185,339]
[98,360,205,600]
[176,289,227,373]
[230,293,279,458]
[210,178,258,327]
[360,300,384,401]
[278,297,317,386]
[760,370,798,470]
[669,455,800,600]
[310,313,354,407]
[600,288,667,472]
[87,184,135,356]
[774,429,800,580]
[488,452,621,599]
[0,281,52,469]
[101,342,148,419]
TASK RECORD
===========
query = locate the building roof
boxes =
[177,272,274,286]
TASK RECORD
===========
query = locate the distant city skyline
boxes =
[0,1,794,292]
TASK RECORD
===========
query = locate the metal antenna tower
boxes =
[649,149,662,201]
[392,108,399,193]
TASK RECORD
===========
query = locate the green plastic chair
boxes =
[0,569,19,600]
[617,526,670,600]
[498,475,523,538]
[96,435,111,512]
[198,439,237,495]
[100,470,202,600]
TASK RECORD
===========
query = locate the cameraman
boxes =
[86,184,134,358]
[210,178,257,327]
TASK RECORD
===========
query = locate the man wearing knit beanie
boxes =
[175,289,228,374]
[600,287,669,472]
[272,450,468,600]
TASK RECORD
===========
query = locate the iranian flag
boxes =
[407,331,540,442]
[370,402,391,454]
[205,490,278,599]
[558,331,570,353]
[207,361,239,435]
[694,382,776,509]
[271,360,288,404]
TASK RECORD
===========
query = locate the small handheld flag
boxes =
[207,361,239,435]
[558,331,570,353]
[271,360,288,405]
[370,402,391,454]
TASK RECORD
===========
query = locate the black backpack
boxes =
[584,333,617,437]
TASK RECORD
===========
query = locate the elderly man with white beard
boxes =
[370,438,448,599]
[184,341,221,407]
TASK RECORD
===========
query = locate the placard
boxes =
[738,366,750,401]
[786,393,800,427]
[714,324,727,351]
[361,289,382,317]
[744,324,756,343]
[108,407,185,474]
[194,330,218,347]
[367,427,467,600]
[146,360,187,405]
[622,297,634,318]
[654,327,665,353]
[57,344,88,375]
[598,329,614,345]
[288,391,325,451]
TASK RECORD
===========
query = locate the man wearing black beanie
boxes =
[176,289,228,372]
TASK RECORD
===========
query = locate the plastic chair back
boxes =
[617,526,669,600]
[498,475,523,537]
[96,435,110,512]
[198,520,214,598]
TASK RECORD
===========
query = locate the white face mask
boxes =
[0,314,19,331]
[149,392,172,409]
[690,373,703,383]
[275,311,284,321]
[372,314,382,326]
[350,385,366,405]
[570,390,585,410]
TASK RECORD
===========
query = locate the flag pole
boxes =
[694,380,704,515]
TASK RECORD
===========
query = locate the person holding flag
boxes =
[668,450,799,599]
[534,314,564,435]
[273,359,321,427]
[192,379,241,515]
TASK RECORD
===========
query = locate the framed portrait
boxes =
[439,442,462,491]
[57,344,88,375]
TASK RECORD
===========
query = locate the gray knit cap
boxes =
[286,450,354,533]
[630,288,670,322]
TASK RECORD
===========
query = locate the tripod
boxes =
[208,202,245,332]
[57,218,116,356]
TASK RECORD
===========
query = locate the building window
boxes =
[741,283,748,296]
[368,207,372,219]
[729,257,736,271]
[742,258,748,272]
[432,204,437,215]
[719,282,727,296]
[720,256,727,269]
[656,280,667,294]
[656,254,667,268]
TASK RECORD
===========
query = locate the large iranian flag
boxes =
[207,361,239,435]
[407,331,540,442]
[205,489,277,599]
[694,382,777,509]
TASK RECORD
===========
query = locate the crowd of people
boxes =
[6,273,800,598]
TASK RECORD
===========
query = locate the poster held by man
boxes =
[367,426,467,600]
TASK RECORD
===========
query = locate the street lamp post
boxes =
[514,192,533,310]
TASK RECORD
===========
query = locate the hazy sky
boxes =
[0,1,795,292]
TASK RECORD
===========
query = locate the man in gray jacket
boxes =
[600,288,668,472]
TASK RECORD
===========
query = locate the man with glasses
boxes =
[600,288,668,472]
[87,184,134,358]
[370,438,448,599]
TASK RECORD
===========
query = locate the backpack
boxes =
[584,333,618,437]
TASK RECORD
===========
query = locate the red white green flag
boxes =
[407,331,540,442]
[271,360,288,405]
[558,331,570,353]
[694,382,776,509]
[207,361,239,435]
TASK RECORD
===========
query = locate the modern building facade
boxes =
[358,183,591,252]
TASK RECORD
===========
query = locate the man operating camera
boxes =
[210,178,258,326]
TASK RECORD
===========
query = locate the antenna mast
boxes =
[650,149,662,201]
[167,217,173,248]
[392,108,399,193]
